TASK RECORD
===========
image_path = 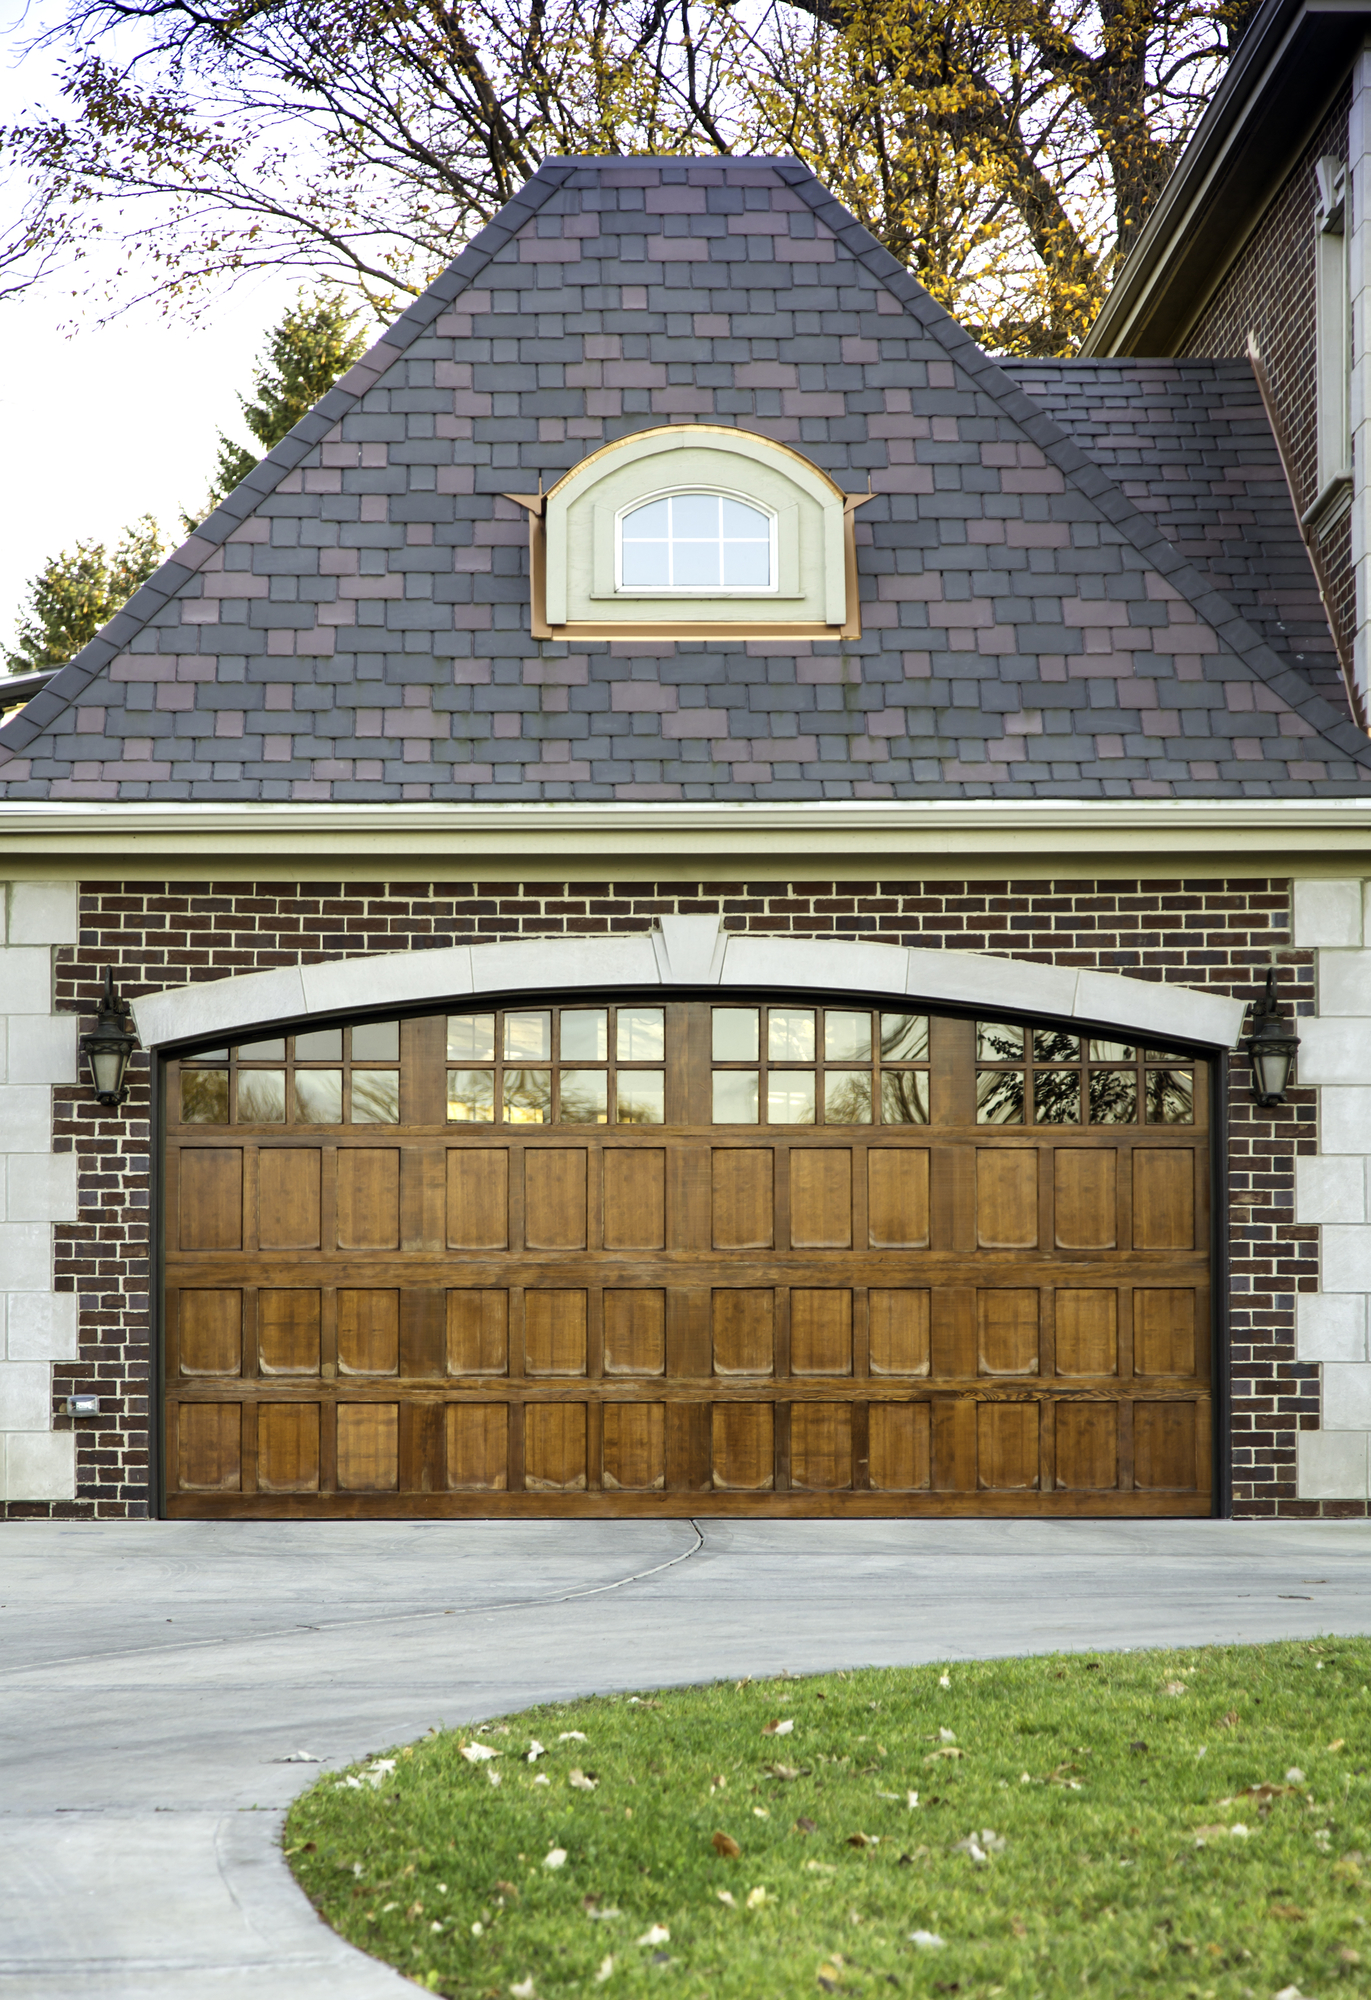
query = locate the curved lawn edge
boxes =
[286,1642,1371,1998]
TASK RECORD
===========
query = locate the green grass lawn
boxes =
[286,1641,1371,1998]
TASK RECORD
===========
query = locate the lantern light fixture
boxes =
[81,968,139,1108]
[1244,966,1300,1107]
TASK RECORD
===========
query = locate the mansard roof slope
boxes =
[1,153,1366,804]
[1004,356,1351,721]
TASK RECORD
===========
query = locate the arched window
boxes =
[618,493,775,592]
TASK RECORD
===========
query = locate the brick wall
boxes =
[1184,85,1354,668]
[3,872,1329,1521]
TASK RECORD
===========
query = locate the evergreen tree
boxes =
[6,515,164,674]
[203,291,368,513]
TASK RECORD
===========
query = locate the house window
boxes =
[618,494,775,592]
[1314,155,1351,505]
[507,424,867,641]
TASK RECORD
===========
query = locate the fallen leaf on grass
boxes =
[924,1748,965,1765]
[1328,1738,1346,1752]
[939,1728,957,1744]
[1333,1854,1364,1882]
[1273,1987,1309,2000]
[1219,1711,1239,1729]
[716,1890,736,1909]
[1285,1768,1306,1784]
[533,1773,551,1788]
[488,1770,502,1787]
[1163,1682,1188,1697]
[795,1817,818,1835]
[569,1769,598,1792]
[909,1930,946,1948]
[510,1981,536,1999]
[1010,1917,1028,1940]
[543,1848,567,1870]
[560,1731,588,1742]
[846,1831,878,1848]
[713,1831,741,1858]
[1340,1945,1363,1965]
[637,1925,670,1946]
[460,1743,500,1763]
[753,1808,770,1819]
[594,1956,614,1984]
[746,1887,768,1909]
[767,1763,807,1780]
[276,1750,321,1763]
[1129,1741,1148,1755]
[763,1719,795,1737]
[938,1675,951,1689]
[1268,1903,1306,1921]
[526,1740,545,1763]
[587,1908,622,1922]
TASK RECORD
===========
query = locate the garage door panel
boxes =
[258,1402,320,1492]
[337,1404,399,1492]
[1054,1150,1117,1250]
[604,1290,666,1376]
[978,1402,1039,1490]
[259,1290,321,1375]
[259,1151,321,1251]
[525,1291,589,1376]
[712,1290,774,1377]
[868,1401,931,1490]
[790,1150,852,1249]
[603,1403,666,1490]
[791,1290,853,1375]
[791,1402,852,1489]
[177,1402,242,1491]
[868,1150,930,1249]
[180,1150,242,1251]
[447,1290,509,1376]
[338,1149,399,1250]
[868,1290,930,1376]
[338,1289,400,1376]
[448,1403,508,1489]
[165,999,1212,1517]
[976,1150,1038,1249]
[713,1150,773,1249]
[1055,1290,1117,1377]
[525,1151,588,1250]
[712,1403,774,1490]
[447,1149,508,1249]
[1055,1402,1118,1490]
[525,1403,588,1490]
[604,1148,665,1250]
[178,1290,242,1376]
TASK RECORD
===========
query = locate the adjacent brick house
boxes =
[2,66,1368,1517]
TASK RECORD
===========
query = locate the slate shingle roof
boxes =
[1004,356,1350,720]
[1,155,1367,802]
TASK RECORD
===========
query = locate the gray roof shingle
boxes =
[2,154,1365,802]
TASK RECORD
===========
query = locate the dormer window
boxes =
[618,494,775,593]
[505,424,867,642]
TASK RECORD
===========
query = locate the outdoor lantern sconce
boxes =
[81,968,139,1107]
[1244,967,1300,1106]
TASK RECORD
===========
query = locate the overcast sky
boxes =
[0,15,301,657]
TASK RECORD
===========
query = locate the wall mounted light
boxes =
[66,1394,100,1418]
[80,968,139,1107]
[1244,966,1301,1106]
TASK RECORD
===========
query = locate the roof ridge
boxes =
[770,157,1371,769]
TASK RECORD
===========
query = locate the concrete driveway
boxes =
[2,1516,1370,1997]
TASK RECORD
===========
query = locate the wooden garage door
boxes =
[162,999,1212,1516]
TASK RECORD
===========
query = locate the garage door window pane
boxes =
[713,1009,759,1060]
[351,1070,400,1124]
[560,1070,609,1124]
[181,1069,229,1123]
[713,1071,759,1122]
[617,1072,665,1125]
[768,1009,815,1061]
[617,1008,665,1060]
[447,1069,494,1122]
[352,1021,399,1061]
[448,1015,496,1061]
[825,1071,873,1124]
[824,1011,871,1061]
[879,1071,928,1124]
[562,1010,608,1061]
[767,1074,815,1124]
[503,1069,552,1123]
[294,1070,342,1123]
[295,1029,343,1060]
[237,1070,286,1123]
[505,1013,552,1061]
